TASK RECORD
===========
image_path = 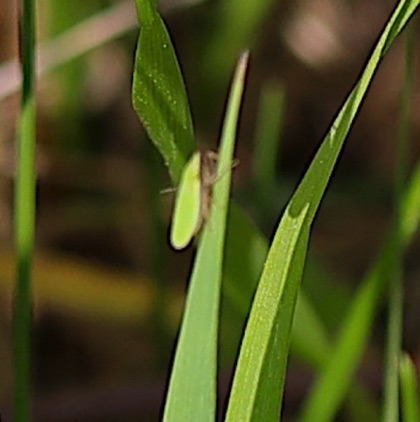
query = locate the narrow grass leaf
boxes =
[225,203,310,422]
[163,52,249,422]
[400,353,420,422]
[297,4,419,419]
[14,0,37,421]
[402,163,420,239]
[298,161,420,422]
[132,0,195,182]
[226,2,419,421]
[382,22,414,422]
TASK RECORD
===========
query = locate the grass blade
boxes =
[226,1,419,421]
[14,0,37,421]
[298,163,420,422]
[225,202,310,422]
[382,22,414,422]
[400,353,420,422]
[132,0,195,182]
[163,52,249,422]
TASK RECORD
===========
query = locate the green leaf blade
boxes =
[225,2,420,422]
[400,353,420,422]
[163,52,249,422]
[132,0,195,182]
[297,2,420,421]
[225,204,310,422]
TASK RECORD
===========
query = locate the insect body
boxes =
[170,151,218,250]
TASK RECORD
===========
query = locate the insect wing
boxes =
[170,152,202,250]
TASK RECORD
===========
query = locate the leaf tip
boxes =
[238,49,250,69]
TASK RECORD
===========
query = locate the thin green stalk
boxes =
[14,0,36,421]
[382,23,414,422]
[382,267,403,422]
[399,353,420,422]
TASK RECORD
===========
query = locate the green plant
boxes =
[11,0,420,420]
[14,0,36,421]
[131,0,420,421]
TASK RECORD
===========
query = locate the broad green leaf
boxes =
[163,52,249,422]
[132,0,195,182]
[226,1,419,421]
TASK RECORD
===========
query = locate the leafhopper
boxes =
[170,150,219,250]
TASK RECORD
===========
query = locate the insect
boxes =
[170,150,219,250]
